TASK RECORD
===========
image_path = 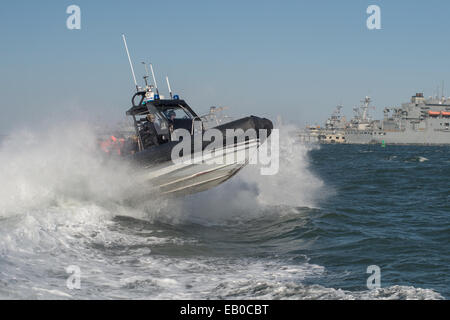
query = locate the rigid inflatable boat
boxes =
[101,35,273,196]
[123,90,273,196]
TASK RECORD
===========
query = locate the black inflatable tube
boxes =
[131,116,273,166]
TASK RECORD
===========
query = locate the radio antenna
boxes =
[149,63,159,95]
[141,62,150,88]
[166,76,173,99]
[122,34,139,91]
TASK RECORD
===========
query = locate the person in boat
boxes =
[122,135,139,155]
[167,110,176,133]
[141,113,160,148]
[167,110,176,123]
[100,135,124,155]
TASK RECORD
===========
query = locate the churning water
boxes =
[0,125,448,299]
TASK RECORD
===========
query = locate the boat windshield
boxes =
[154,104,200,133]
[141,104,169,135]
[160,105,195,120]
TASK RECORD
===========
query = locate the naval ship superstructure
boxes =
[300,105,347,143]
[303,93,450,145]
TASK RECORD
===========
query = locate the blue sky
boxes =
[1,0,450,132]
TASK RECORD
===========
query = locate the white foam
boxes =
[165,124,326,224]
[0,122,441,300]
[0,123,132,217]
[32,287,73,299]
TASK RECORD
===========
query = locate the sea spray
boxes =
[168,124,326,224]
[0,124,445,299]
[0,122,167,220]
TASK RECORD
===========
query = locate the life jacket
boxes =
[100,139,112,153]
[100,135,126,156]
[110,135,125,156]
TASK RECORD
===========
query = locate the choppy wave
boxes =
[0,123,445,300]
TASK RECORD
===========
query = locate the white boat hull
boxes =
[143,139,260,196]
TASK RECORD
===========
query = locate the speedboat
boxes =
[102,35,273,196]
[124,90,273,196]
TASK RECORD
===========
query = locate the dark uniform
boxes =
[122,136,139,155]
[141,120,160,148]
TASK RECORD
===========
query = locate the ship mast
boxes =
[361,96,371,122]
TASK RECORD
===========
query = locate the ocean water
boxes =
[0,126,448,300]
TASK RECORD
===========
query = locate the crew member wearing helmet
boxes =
[167,110,176,124]
[141,113,160,148]
[167,110,176,133]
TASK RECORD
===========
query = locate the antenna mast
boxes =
[122,34,139,91]
[150,64,159,95]
[166,76,173,99]
[142,62,150,88]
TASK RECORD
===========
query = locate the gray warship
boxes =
[301,93,450,145]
